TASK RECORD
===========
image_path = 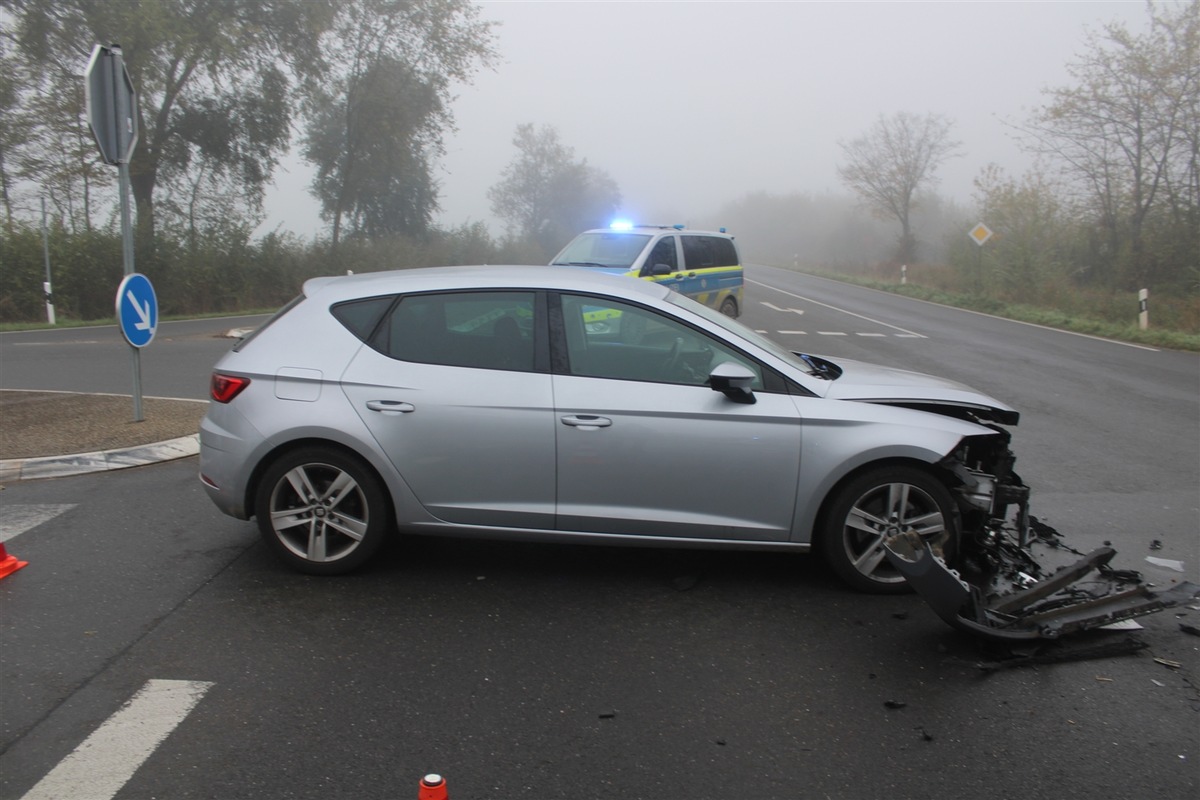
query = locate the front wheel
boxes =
[819,466,959,594]
[254,447,390,575]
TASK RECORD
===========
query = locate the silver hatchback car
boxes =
[199,265,1026,594]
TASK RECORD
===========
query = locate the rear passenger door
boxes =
[340,291,557,529]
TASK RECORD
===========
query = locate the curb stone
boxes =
[0,434,200,482]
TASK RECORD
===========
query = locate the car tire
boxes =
[819,465,959,594]
[255,447,390,575]
[719,296,738,318]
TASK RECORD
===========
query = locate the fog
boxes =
[260,0,1153,238]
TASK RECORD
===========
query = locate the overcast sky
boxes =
[260,0,1156,238]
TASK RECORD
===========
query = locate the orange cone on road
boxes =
[419,774,448,800]
[0,542,28,579]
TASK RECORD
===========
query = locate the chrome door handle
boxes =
[366,400,415,414]
[561,415,612,429]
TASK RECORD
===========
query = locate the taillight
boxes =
[211,373,251,403]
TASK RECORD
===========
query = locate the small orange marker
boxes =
[419,773,448,800]
[0,542,28,580]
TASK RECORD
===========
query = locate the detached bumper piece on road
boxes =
[885,527,1199,641]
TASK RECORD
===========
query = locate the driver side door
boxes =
[551,293,802,541]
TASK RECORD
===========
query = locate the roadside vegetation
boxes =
[2,1,1196,352]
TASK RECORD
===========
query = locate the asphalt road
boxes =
[1,269,1197,800]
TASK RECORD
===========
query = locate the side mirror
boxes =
[708,362,756,404]
[649,263,673,276]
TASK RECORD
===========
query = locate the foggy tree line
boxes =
[807,1,1197,300]
[0,0,1196,328]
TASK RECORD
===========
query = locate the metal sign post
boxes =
[40,197,55,325]
[85,43,146,420]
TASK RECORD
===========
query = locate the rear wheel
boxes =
[255,447,389,575]
[719,296,738,318]
[819,466,958,594]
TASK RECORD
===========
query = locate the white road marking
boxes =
[760,302,805,314]
[0,504,76,543]
[749,279,927,338]
[20,680,214,800]
[856,332,887,337]
[778,330,807,335]
[817,331,848,336]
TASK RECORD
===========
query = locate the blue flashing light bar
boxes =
[609,219,633,231]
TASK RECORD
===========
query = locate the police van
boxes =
[551,223,744,317]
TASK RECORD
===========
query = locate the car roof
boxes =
[580,226,733,238]
[301,264,672,304]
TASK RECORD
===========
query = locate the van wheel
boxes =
[719,297,738,317]
[255,447,389,575]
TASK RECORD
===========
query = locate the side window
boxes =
[710,237,739,267]
[639,236,678,276]
[681,236,738,269]
[560,294,763,388]
[372,291,536,371]
[331,295,395,342]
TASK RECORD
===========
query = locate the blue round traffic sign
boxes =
[116,273,158,348]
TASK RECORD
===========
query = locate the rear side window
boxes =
[371,291,536,371]
[681,236,738,269]
[331,295,395,342]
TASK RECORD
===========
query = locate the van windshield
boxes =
[550,232,652,269]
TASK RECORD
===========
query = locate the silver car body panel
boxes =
[341,348,557,529]
[200,266,999,542]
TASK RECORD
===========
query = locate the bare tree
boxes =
[1016,0,1199,287]
[837,112,961,264]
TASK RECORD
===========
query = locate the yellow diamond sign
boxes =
[969,223,994,246]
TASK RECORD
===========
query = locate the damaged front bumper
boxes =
[891,432,1199,641]
[886,531,1199,641]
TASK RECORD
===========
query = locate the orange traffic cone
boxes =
[0,542,28,579]
[418,774,448,800]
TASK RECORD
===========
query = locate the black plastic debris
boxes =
[884,525,1200,642]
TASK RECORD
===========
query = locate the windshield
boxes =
[666,292,826,377]
[550,232,652,269]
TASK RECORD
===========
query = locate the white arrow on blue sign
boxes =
[116,273,158,348]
